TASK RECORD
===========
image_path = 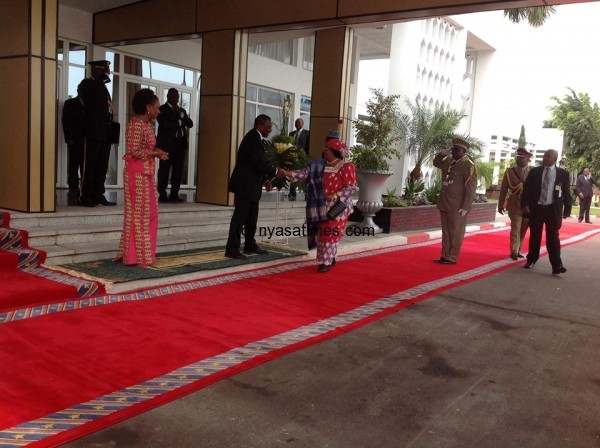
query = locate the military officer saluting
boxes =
[432,138,478,265]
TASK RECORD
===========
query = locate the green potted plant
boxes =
[350,88,403,233]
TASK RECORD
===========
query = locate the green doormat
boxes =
[57,243,308,284]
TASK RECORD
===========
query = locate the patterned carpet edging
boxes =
[0,211,102,298]
[0,236,527,447]
[0,226,508,325]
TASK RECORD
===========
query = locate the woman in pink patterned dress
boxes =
[278,137,357,272]
[115,89,169,267]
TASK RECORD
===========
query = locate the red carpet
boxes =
[0,222,597,447]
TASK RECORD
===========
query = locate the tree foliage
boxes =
[504,6,556,27]
[396,99,483,180]
[351,88,403,171]
[545,88,600,174]
[518,125,527,148]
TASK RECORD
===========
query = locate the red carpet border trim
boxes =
[1,225,599,446]
[0,226,509,325]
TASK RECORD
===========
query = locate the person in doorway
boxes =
[77,59,117,207]
[61,95,85,206]
[498,147,533,259]
[521,149,572,274]
[224,114,275,259]
[115,88,169,267]
[156,88,194,203]
[432,138,478,265]
[287,118,310,201]
[277,130,357,273]
[575,167,598,223]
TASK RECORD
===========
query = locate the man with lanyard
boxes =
[498,147,533,259]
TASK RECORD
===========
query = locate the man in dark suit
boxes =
[287,118,310,200]
[225,115,276,259]
[575,167,598,223]
[521,149,572,274]
[156,88,194,203]
[77,60,116,207]
[62,95,85,206]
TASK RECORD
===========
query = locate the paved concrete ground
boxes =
[65,228,600,448]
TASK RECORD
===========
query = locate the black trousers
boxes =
[225,194,259,253]
[157,146,186,198]
[81,137,111,202]
[67,140,84,192]
[579,195,592,222]
[527,205,563,270]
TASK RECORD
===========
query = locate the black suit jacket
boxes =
[228,129,275,201]
[289,129,310,154]
[77,77,112,141]
[575,174,598,197]
[521,165,573,228]
[62,97,85,144]
[156,103,193,152]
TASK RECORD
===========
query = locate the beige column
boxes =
[308,27,354,158]
[196,29,248,206]
[0,0,57,212]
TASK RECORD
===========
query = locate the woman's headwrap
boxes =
[325,137,349,159]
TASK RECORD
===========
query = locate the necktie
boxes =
[174,105,183,139]
[539,167,550,204]
[295,130,300,144]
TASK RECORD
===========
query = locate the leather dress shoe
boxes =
[158,196,169,203]
[552,266,567,275]
[440,259,456,265]
[331,258,336,266]
[244,247,268,255]
[318,264,330,273]
[585,221,592,224]
[169,196,184,203]
[523,262,535,269]
[98,196,116,206]
[79,197,96,207]
[434,257,446,263]
[510,253,518,260]
[517,253,525,258]
[224,251,248,260]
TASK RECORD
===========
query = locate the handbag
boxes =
[326,198,347,220]
[109,121,121,145]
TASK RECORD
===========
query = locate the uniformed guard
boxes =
[498,147,533,259]
[432,138,477,264]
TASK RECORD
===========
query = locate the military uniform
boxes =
[433,152,477,263]
[498,164,530,257]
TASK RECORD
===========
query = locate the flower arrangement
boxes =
[265,137,309,190]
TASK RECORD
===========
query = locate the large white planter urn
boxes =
[353,169,392,234]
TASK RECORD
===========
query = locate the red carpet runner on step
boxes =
[0,212,104,311]
[0,222,598,447]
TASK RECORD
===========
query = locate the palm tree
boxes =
[504,6,556,27]
[397,100,483,180]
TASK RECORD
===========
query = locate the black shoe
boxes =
[158,196,169,203]
[510,253,518,260]
[552,266,567,275]
[244,247,268,255]
[331,258,336,266]
[440,259,456,265]
[98,196,116,206]
[67,192,79,206]
[578,218,583,223]
[224,251,248,260]
[79,197,96,207]
[288,193,296,201]
[524,262,535,269]
[585,221,592,224]
[434,257,446,263]
[169,196,184,203]
[318,264,330,273]
[517,253,525,258]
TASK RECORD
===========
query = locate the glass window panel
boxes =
[68,42,86,66]
[245,103,257,133]
[125,55,144,76]
[106,51,120,73]
[57,40,64,61]
[302,35,314,71]
[300,96,311,112]
[249,41,293,65]
[258,88,283,107]
[259,105,281,137]
[246,85,257,101]
[68,66,85,98]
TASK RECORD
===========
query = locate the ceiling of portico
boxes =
[59,0,138,13]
